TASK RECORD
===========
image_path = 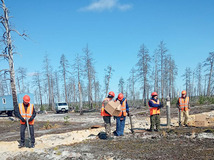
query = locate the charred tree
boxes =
[203,52,214,96]
[158,41,167,99]
[136,44,151,105]
[60,54,69,104]
[83,45,95,109]
[74,54,83,114]
[0,0,27,112]
[104,65,114,97]
[196,63,202,96]
[118,77,125,94]
[43,55,54,110]
[33,72,43,110]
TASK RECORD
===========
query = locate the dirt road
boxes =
[1,105,214,159]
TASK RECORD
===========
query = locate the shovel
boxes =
[25,117,31,148]
[178,109,181,127]
[129,114,134,134]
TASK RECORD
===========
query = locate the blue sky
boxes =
[1,0,214,97]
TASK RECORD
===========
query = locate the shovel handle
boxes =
[26,117,31,139]
[129,114,134,134]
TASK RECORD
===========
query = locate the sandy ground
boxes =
[0,104,214,159]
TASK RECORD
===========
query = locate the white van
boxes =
[55,102,69,113]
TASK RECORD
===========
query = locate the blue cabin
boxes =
[0,93,34,116]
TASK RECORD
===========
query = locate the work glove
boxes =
[28,117,34,122]
[127,111,130,116]
[159,104,164,109]
[176,104,180,109]
[21,118,26,122]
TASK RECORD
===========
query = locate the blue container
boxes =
[0,95,13,112]
[0,93,34,116]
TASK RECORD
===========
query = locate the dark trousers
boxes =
[150,114,160,131]
[115,117,126,136]
[20,124,35,144]
[103,116,111,135]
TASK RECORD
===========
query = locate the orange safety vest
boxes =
[149,99,160,115]
[118,99,127,117]
[101,98,111,116]
[178,97,189,111]
[19,103,34,125]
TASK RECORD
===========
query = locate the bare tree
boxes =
[16,72,21,93]
[104,65,114,97]
[94,80,101,103]
[203,52,214,96]
[16,67,27,93]
[158,41,168,99]
[163,56,170,97]
[196,63,202,96]
[169,57,177,98]
[0,0,27,111]
[83,45,95,109]
[60,54,70,104]
[33,72,43,110]
[165,55,177,98]
[118,77,125,93]
[67,77,76,106]
[153,49,160,93]
[136,44,151,105]
[54,71,60,102]
[93,75,97,106]
[74,54,83,114]
[50,69,55,109]
[0,74,6,96]
[191,70,195,97]
[43,55,54,109]
[182,67,192,96]
[129,67,137,105]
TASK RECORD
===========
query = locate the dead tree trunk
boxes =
[158,41,167,99]
[60,54,69,104]
[118,77,125,93]
[78,82,83,115]
[204,52,214,96]
[83,45,94,109]
[43,55,54,110]
[0,0,18,111]
[104,65,113,97]
[153,49,159,92]
[74,54,83,115]
[136,44,150,106]
[54,71,60,102]
[33,72,43,110]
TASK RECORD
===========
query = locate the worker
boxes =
[177,90,190,127]
[148,92,163,132]
[101,91,115,137]
[15,95,36,148]
[113,93,129,136]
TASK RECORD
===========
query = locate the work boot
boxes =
[18,143,24,148]
[30,143,35,148]
[113,131,118,136]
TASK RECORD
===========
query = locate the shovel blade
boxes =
[25,138,31,148]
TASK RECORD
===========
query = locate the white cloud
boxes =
[117,4,132,11]
[79,0,132,12]
[27,72,39,77]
